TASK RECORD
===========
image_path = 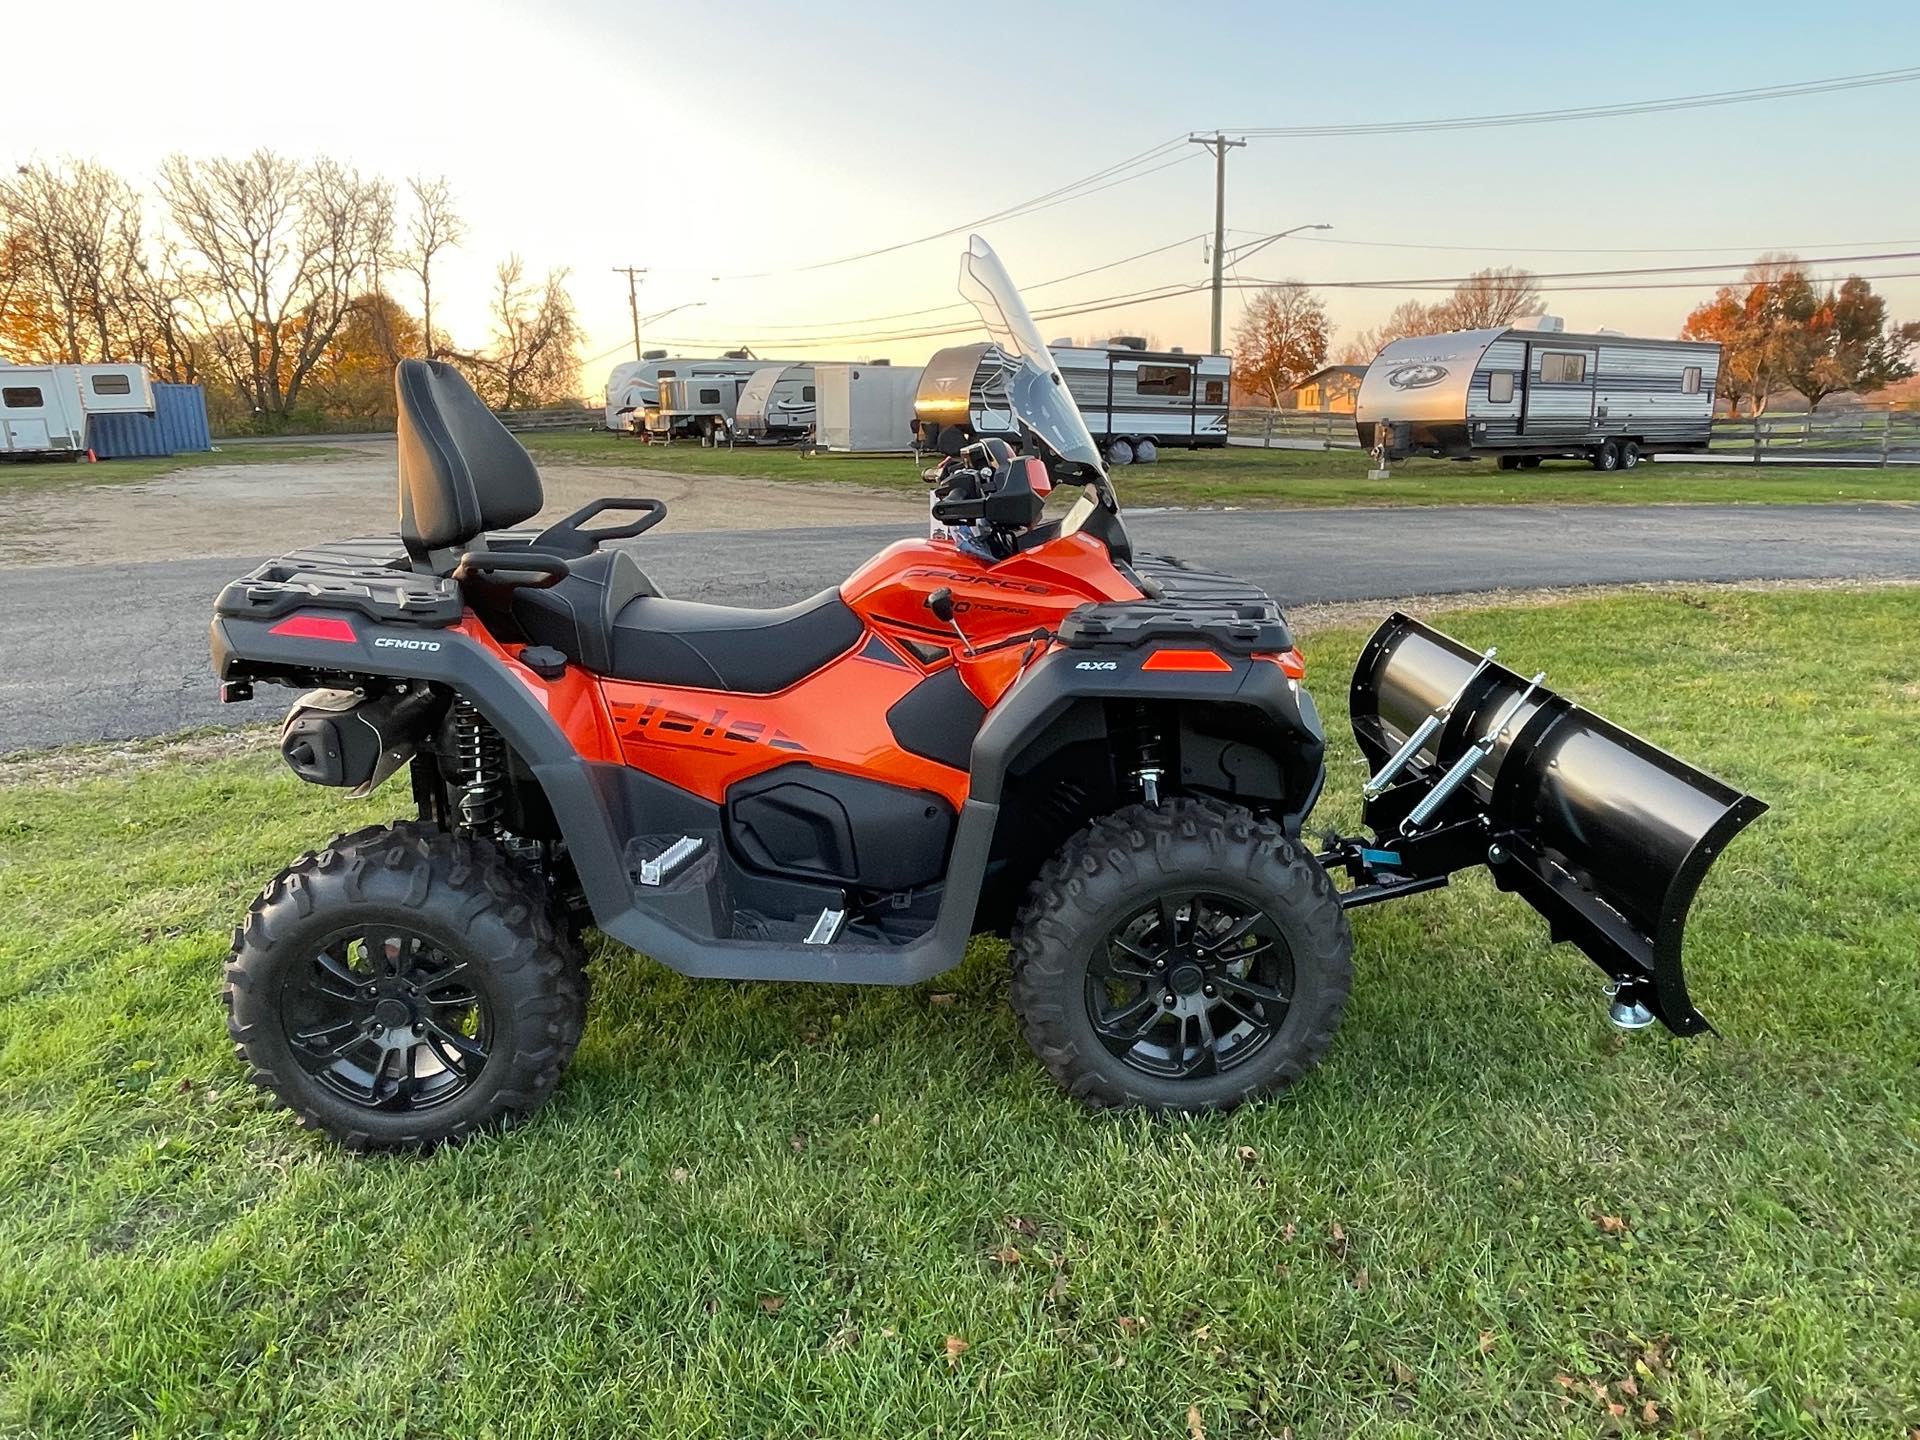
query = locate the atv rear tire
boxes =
[1009,800,1353,1112]
[225,822,587,1152]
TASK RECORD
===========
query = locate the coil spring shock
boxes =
[1126,702,1167,808]
[449,697,505,834]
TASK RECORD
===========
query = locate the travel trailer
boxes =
[732,364,818,442]
[604,352,798,439]
[1354,320,1722,470]
[914,338,1230,465]
[0,362,154,458]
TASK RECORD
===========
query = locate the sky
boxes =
[6,0,1920,394]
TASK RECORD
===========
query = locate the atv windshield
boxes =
[959,235,1117,511]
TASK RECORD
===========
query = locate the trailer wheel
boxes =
[1134,439,1158,464]
[1591,442,1620,472]
[1520,456,1542,469]
[1619,440,1641,469]
[1497,454,1522,471]
[1107,438,1134,467]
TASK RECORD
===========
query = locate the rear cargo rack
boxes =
[214,536,461,628]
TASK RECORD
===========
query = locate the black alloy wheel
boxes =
[284,927,494,1112]
[1087,890,1295,1080]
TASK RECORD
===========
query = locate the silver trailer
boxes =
[1355,320,1721,471]
[603,352,798,438]
[914,338,1229,466]
[812,362,923,453]
[1,362,154,458]
[733,364,818,442]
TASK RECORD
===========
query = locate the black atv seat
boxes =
[513,551,865,692]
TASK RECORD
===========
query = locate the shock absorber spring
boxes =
[449,697,505,834]
[1127,702,1167,808]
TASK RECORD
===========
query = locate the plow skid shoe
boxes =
[1348,613,1766,1035]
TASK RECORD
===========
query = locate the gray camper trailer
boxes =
[1355,321,1721,470]
[733,364,817,442]
[915,339,1229,466]
[603,353,798,439]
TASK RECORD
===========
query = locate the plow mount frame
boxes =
[1325,613,1768,1036]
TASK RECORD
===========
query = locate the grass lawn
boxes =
[0,442,343,493]
[521,430,1920,509]
[2,587,1916,1438]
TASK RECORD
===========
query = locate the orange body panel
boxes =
[479,529,1141,809]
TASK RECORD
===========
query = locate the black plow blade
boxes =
[1346,613,1767,1035]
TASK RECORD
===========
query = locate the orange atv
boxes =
[210,238,1763,1150]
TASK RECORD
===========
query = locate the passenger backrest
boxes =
[395,360,543,567]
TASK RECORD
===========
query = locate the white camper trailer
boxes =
[732,364,817,443]
[1355,320,1721,470]
[1,362,154,458]
[603,352,804,440]
[914,339,1229,466]
[812,363,922,453]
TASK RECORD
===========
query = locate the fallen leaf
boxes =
[944,1334,969,1366]
[1390,1359,1413,1387]
[1618,1375,1639,1398]
[1555,1375,1577,1390]
[1047,1271,1070,1301]
[1329,1221,1346,1243]
[1351,1267,1370,1291]
[989,1245,1022,1266]
[929,993,956,1006]
[1118,1315,1147,1338]
[1595,1213,1627,1235]
[1192,1324,1212,1341]
[1642,1401,1660,1424]
[1478,1330,1497,1355]
[758,1295,785,1313]
[1235,1145,1260,1166]
[1187,1403,1206,1440]
[869,1112,882,1126]
[1606,1402,1625,1418]
[1280,1222,1297,1243]
[670,1166,690,1184]
[788,1134,807,1153]
[1007,1215,1039,1236]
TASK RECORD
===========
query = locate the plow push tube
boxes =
[1340,613,1766,1035]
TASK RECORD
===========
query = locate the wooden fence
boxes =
[1228,406,1920,463]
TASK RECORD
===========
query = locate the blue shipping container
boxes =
[87,383,214,459]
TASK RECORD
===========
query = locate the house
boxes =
[1291,365,1368,414]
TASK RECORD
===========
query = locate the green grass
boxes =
[520,430,1920,509]
[1,587,1916,1438]
[0,442,343,492]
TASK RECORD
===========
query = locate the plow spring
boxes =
[1322,613,1767,1035]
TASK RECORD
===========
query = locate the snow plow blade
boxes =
[1344,613,1766,1035]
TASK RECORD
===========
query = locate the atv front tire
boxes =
[1010,800,1353,1112]
[225,822,587,1152]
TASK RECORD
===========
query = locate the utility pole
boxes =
[1189,133,1245,353]
[612,265,648,359]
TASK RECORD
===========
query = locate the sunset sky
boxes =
[8,0,1919,390]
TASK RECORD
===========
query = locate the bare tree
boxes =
[400,175,465,361]
[158,150,392,425]
[1431,267,1544,331]
[453,257,582,409]
[1230,282,1330,408]
[0,158,146,362]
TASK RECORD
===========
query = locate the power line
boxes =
[1241,231,1920,257]
[1226,66,1920,137]
[706,136,1196,280]
[738,232,1209,334]
[637,250,1920,352]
